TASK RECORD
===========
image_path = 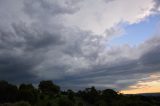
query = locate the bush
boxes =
[14,101,31,106]
[58,97,74,106]
[0,101,31,106]
[77,102,83,106]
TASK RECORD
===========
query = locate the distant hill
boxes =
[137,93,160,97]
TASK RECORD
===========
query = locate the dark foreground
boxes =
[0,80,160,106]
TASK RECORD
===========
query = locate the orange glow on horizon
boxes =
[121,73,160,94]
[121,86,160,94]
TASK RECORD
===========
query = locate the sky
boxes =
[0,0,160,94]
[110,15,160,46]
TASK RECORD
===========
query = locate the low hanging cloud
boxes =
[0,0,160,91]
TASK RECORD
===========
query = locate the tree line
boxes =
[0,80,159,106]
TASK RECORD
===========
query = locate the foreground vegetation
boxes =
[0,80,160,106]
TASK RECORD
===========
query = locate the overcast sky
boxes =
[0,0,160,93]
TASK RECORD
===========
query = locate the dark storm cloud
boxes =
[0,0,160,91]
[0,52,39,83]
[1,21,160,89]
[12,24,63,50]
[0,22,64,83]
[141,45,160,66]
[53,36,160,90]
[0,24,62,50]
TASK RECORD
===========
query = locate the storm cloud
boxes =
[0,0,160,91]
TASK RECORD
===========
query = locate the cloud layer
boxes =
[0,0,160,90]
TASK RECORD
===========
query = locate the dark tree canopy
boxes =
[38,80,60,96]
[19,84,38,104]
[0,80,18,103]
[0,80,159,106]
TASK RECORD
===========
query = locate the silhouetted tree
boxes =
[38,80,60,96]
[102,89,118,105]
[82,86,99,104]
[19,84,38,104]
[0,101,31,106]
[46,102,52,106]
[58,97,74,106]
[0,80,18,103]
[0,80,159,106]
[95,100,107,106]
[67,89,75,102]
[78,102,84,106]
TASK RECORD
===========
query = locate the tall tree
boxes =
[38,80,60,96]
[0,80,18,103]
[19,84,38,104]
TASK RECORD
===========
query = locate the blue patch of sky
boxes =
[109,14,160,46]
